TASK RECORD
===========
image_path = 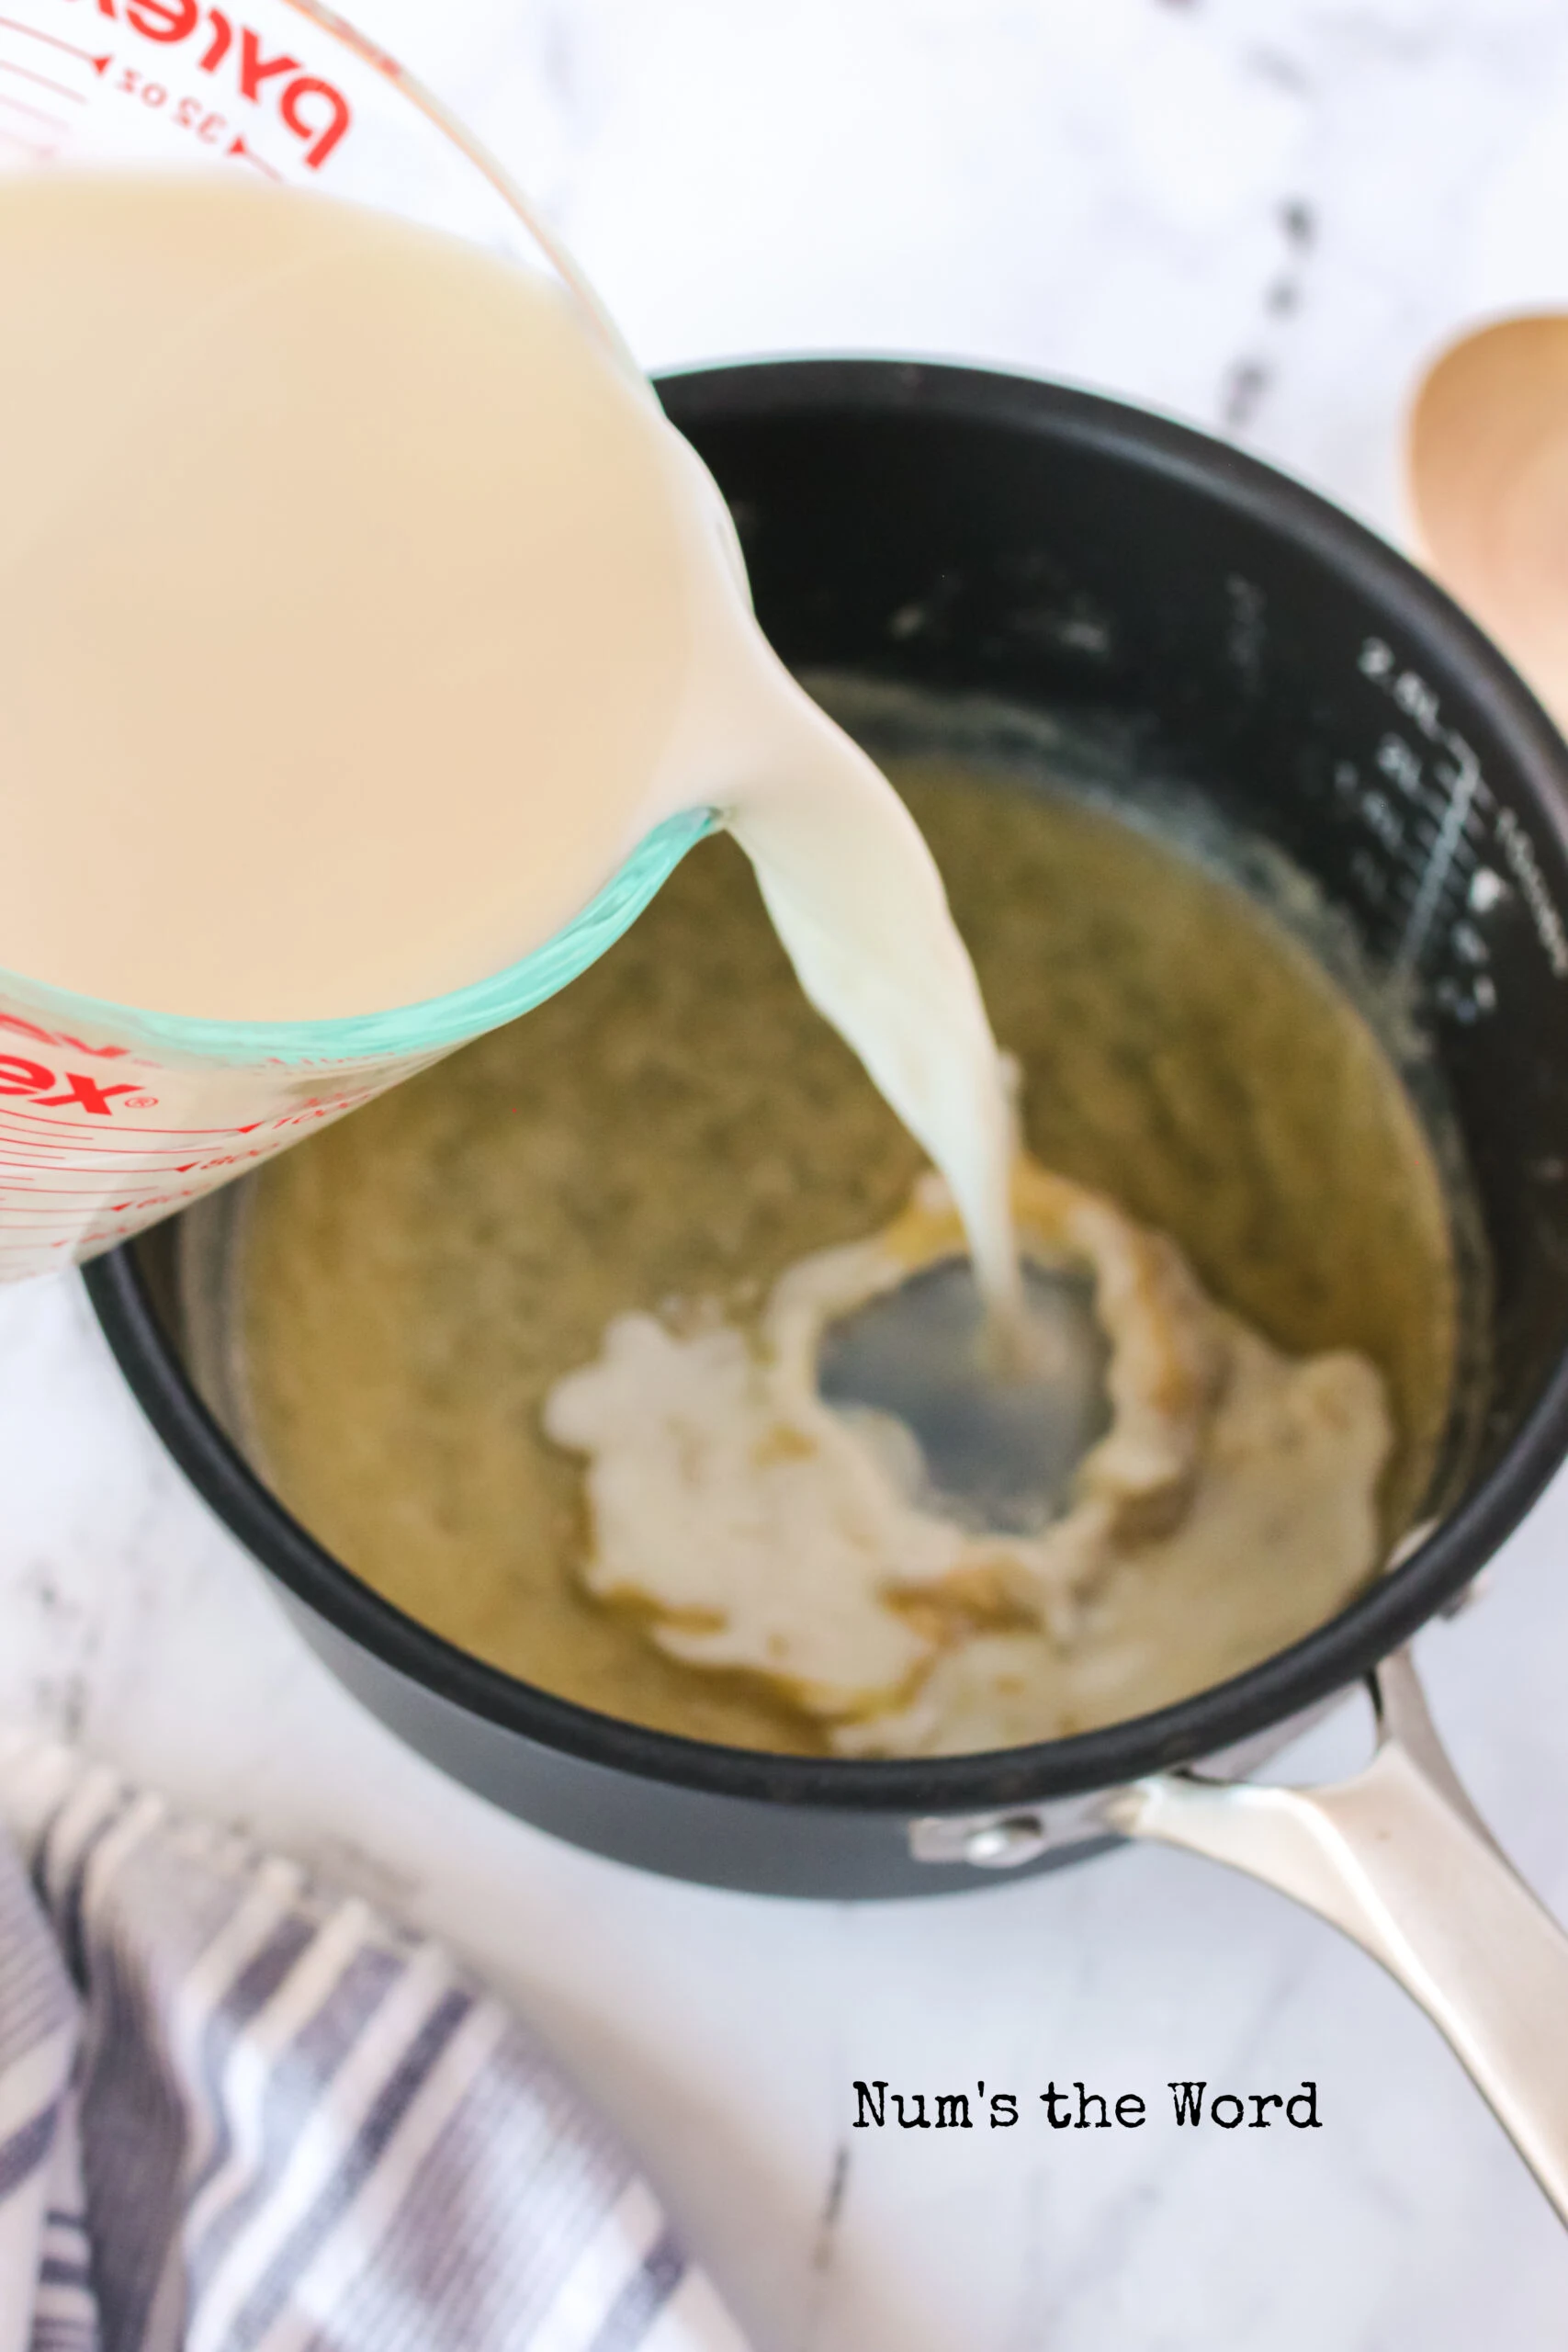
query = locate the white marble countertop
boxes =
[7,0,1568,2342]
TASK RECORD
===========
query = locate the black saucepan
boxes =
[84,361,1568,2216]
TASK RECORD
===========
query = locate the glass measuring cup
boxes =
[0,0,715,1278]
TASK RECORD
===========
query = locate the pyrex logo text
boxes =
[73,0,351,169]
[0,1056,150,1114]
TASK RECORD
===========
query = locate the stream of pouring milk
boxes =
[0,173,1017,1312]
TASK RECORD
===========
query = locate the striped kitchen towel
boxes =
[0,1737,750,2352]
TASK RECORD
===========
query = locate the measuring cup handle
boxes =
[1107,1647,1568,2225]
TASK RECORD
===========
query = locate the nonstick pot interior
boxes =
[85,360,1568,1897]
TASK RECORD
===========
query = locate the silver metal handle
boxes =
[1106,1647,1568,2223]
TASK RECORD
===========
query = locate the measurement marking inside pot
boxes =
[1357,644,1500,984]
[1394,733,1483,976]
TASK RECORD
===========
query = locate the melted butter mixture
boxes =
[237,752,1458,1755]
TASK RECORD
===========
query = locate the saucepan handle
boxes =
[1106,1647,1568,2223]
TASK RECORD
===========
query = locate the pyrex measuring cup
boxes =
[0,0,713,1278]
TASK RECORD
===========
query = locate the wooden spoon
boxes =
[1408,315,1568,729]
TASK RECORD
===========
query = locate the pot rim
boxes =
[84,355,1568,1816]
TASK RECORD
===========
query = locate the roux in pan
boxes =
[237,752,1457,1756]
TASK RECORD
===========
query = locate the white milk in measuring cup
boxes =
[0,0,1018,1305]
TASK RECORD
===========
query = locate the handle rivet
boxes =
[964,1815,1049,1868]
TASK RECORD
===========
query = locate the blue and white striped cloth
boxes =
[0,1737,750,2352]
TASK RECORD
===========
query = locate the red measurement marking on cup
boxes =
[0,15,109,69]
[0,1095,373,1145]
[0,83,67,127]
[0,1133,242,1159]
[0,56,86,98]
[0,1185,149,1204]
[0,1014,129,1058]
[0,1002,387,1267]
[226,127,276,175]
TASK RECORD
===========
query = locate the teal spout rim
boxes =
[0,807,716,1070]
